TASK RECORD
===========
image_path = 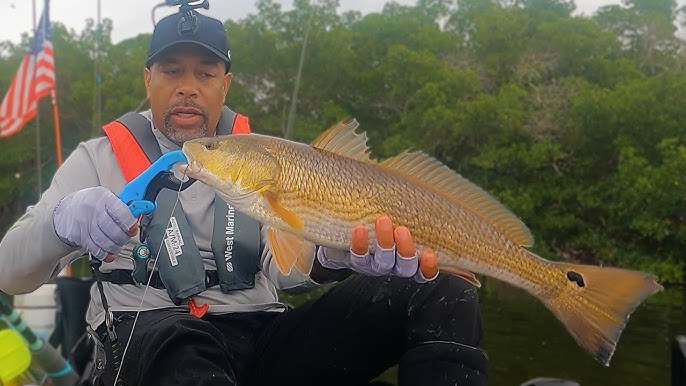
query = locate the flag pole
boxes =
[33,0,43,198]
[51,90,62,166]
[44,0,62,166]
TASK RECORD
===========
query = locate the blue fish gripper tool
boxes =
[117,150,196,217]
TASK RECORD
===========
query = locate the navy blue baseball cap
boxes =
[146,10,231,72]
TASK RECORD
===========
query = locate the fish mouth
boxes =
[180,146,203,177]
[183,159,203,177]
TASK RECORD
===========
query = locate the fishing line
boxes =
[113,168,189,385]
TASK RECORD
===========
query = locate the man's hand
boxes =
[53,186,138,262]
[318,215,439,283]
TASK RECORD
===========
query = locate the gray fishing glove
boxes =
[317,244,436,283]
[53,186,138,261]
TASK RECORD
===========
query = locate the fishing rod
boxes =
[0,296,79,386]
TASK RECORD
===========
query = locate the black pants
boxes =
[97,274,488,386]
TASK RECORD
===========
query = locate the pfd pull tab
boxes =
[188,298,209,318]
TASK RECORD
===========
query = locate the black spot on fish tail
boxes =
[596,340,615,366]
[567,271,586,287]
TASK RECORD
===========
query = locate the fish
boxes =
[181,119,663,366]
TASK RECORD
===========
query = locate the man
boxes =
[0,8,488,386]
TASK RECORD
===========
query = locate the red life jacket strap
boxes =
[232,114,251,134]
[103,120,151,183]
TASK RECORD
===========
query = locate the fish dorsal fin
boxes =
[380,151,534,247]
[311,119,372,162]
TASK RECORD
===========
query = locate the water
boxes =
[479,279,685,386]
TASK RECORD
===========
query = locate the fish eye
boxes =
[205,142,216,150]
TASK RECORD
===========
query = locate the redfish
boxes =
[181,120,662,365]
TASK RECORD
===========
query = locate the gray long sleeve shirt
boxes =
[0,111,318,330]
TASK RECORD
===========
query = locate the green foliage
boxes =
[1,0,685,282]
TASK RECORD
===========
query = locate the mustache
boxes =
[163,99,209,121]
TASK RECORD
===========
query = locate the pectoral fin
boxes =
[262,190,304,230]
[266,227,316,275]
[440,266,482,288]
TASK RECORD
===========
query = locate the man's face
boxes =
[144,43,231,146]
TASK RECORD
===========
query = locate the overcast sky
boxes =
[0,0,622,44]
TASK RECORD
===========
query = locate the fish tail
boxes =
[542,260,663,365]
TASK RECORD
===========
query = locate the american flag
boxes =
[0,1,56,138]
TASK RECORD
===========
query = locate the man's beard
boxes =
[162,100,210,146]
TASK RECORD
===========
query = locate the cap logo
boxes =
[178,13,200,36]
